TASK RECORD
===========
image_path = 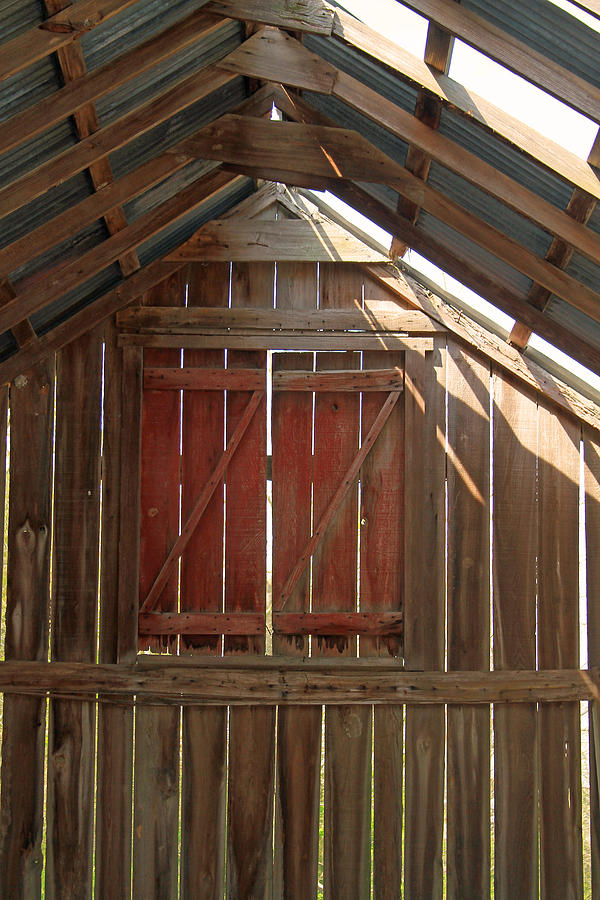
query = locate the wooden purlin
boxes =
[47,330,102,898]
[509,127,600,349]
[331,7,600,202]
[390,6,457,258]
[204,0,335,33]
[226,261,274,900]
[0,0,141,81]
[0,8,224,157]
[493,370,538,900]
[446,343,491,900]
[399,0,600,122]
[538,404,583,897]
[0,363,52,899]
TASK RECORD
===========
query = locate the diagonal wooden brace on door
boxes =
[140,389,264,614]
[279,388,403,610]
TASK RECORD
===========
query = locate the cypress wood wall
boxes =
[0,260,597,899]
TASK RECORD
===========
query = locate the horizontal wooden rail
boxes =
[273,612,403,635]
[144,367,265,391]
[117,304,443,333]
[139,612,265,635]
[0,660,598,705]
[120,333,435,352]
[143,367,405,392]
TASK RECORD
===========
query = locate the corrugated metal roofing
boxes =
[462,0,600,91]
[1,0,599,393]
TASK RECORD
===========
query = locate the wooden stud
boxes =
[180,261,229,898]
[46,329,102,899]
[0,361,53,899]
[585,430,600,898]
[95,316,134,900]
[226,262,274,900]
[403,340,446,899]
[446,342,491,900]
[538,403,583,897]
[493,370,538,900]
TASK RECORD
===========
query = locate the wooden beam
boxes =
[165,218,388,262]
[365,262,600,434]
[203,0,334,34]
[218,25,337,91]
[0,9,225,157]
[119,333,434,352]
[0,660,599,705]
[190,114,600,318]
[331,180,600,376]
[253,53,600,263]
[118,303,442,333]
[0,85,275,278]
[391,7,457,256]
[273,612,404,636]
[44,0,138,279]
[1,169,239,334]
[332,7,600,199]
[0,64,237,220]
[0,279,37,348]
[0,0,141,82]
[139,613,266,635]
[397,0,600,122]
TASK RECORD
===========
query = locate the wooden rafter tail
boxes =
[140,389,264,614]
[279,389,402,610]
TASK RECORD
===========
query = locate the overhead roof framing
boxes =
[0,0,599,396]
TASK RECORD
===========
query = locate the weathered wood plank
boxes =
[117,344,143,663]
[0,65,236,221]
[0,0,140,81]
[446,343,490,900]
[331,7,600,201]
[165,217,387,262]
[119,332,434,352]
[226,263,274,900]
[0,361,53,899]
[204,0,334,33]
[400,0,600,122]
[118,303,442,332]
[403,341,446,900]
[180,261,229,898]
[0,9,223,156]
[139,612,265,634]
[219,25,337,92]
[538,403,582,899]
[360,346,404,899]
[46,330,102,899]
[3,169,238,335]
[2,659,600,704]
[493,370,538,900]
[272,272,320,898]
[585,431,600,898]
[133,274,184,900]
[145,366,265,390]
[95,317,133,899]
[316,264,371,900]
[274,612,403,636]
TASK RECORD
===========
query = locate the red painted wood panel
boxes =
[139,272,184,652]
[226,261,273,900]
[361,348,404,900]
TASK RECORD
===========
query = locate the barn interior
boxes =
[1,1,600,897]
